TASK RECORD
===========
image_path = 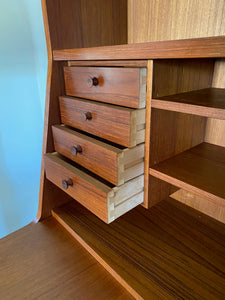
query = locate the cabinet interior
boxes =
[149,58,225,218]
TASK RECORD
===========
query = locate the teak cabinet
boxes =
[38,34,225,223]
[35,0,225,298]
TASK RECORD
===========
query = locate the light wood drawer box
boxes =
[59,96,145,147]
[52,124,145,186]
[64,66,147,108]
[44,153,144,223]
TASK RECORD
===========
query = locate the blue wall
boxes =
[0,0,47,238]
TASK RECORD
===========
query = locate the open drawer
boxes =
[64,66,147,108]
[44,153,144,223]
[59,96,145,147]
[52,125,145,186]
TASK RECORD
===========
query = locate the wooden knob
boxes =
[70,145,82,156]
[81,111,92,121]
[62,178,73,190]
[87,77,99,87]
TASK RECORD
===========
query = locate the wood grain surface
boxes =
[143,60,153,208]
[64,66,146,108]
[53,36,225,61]
[0,218,132,300]
[152,59,214,98]
[59,96,145,147]
[44,153,144,223]
[128,0,225,221]
[44,0,127,50]
[68,60,148,67]
[52,125,119,184]
[52,125,144,185]
[128,0,225,43]
[149,109,206,166]
[152,88,225,120]
[150,142,225,204]
[37,60,72,221]
[44,153,111,222]
[171,189,225,224]
[52,198,225,299]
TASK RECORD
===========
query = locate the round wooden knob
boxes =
[62,178,73,190]
[81,111,92,121]
[87,77,99,87]
[70,145,82,156]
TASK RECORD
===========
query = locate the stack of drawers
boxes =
[44,64,147,223]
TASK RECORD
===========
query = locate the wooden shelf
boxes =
[52,198,225,299]
[53,36,225,61]
[151,88,225,120]
[0,217,131,299]
[150,142,225,204]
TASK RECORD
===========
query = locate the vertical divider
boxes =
[143,60,153,208]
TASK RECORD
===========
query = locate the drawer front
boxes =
[59,96,145,147]
[52,125,145,185]
[44,153,144,223]
[64,66,147,108]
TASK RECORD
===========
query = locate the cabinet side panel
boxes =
[37,61,71,221]
[205,59,225,147]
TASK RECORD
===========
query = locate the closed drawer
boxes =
[59,97,145,147]
[64,66,147,108]
[52,125,145,185]
[44,153,144,223]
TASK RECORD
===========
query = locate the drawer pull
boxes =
[87,76,99,87]
[81,111,92,121]
[62,178,73,190]
[70,145,82,156]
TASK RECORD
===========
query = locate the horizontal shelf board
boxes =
[53,36,225,61]
[150,142,225,204]
[52,198,225,299]
[152,88,225,120]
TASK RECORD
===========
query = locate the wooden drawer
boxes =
[44,153,144,223]
[59,97,145,147]
[52,125,145,186]
[64,66,147,108]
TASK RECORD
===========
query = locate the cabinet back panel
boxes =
[152,59,214,98]
[45,0,127,50]
[149,109,206,166]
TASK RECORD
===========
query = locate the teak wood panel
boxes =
[171,189,225,224]
[150,142,225,205]
[143,60,153,208]
[59,97,145,147]
[44,0,127,50]
[37,61,72,221]
[53,36,225,61]
[149,109,206,166]
[0,218,132,300]
[152,59,214,98]
[205,58,225,147]
[52,125,144,186]
[44,153,144,223]
[128,0,225,220]
[128,0,225,43]
[68,60,148,67]
[148,109,206,207]
[52,198,225,299]
[151,88,225,120]
[64,66,147,108]
[205,118,225,147]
